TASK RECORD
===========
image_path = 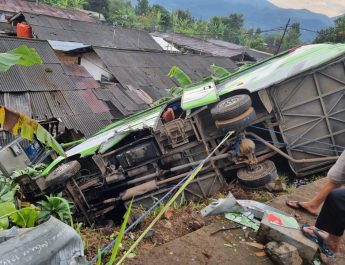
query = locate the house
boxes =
[9,12,163,50]
[0,0,95,22]
[0,36,116,146]
[75,47,237,102]
[152,32,272,64]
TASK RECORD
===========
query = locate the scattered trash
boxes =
[210,224,242,235]
[266,211,299,229]
[225,212,260,232]
[237,200,287,219]
[201,192,245,217]
[244,242,265,250]
[224,243,236,248]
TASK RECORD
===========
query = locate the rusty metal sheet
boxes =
[79,89,109,114]
[61,63,93,77]
[93,47,236,101]
[0,0,94,22]
[4,92,32,116]
[68,76,100,90]
[29,92,53,120]
[25,13,162,50]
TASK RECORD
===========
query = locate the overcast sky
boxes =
[269,0,345,17]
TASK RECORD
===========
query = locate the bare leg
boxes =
[288,179,342,215]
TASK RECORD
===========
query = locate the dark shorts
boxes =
[316,188,345,236]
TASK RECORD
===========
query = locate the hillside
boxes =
[149,0,334,42]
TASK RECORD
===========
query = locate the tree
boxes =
[135,0,150,16]
[208,16,226,39]
[84,0,108,14]
[43,0,86,8]
[281,23,301,50]
[314,16,345,43]
[151,4,171,31]
[221,14,244,43]
[107,0,138,27]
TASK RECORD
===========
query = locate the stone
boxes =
[265,241,303,265]
[256,212,318,262]
[265,179,286,192]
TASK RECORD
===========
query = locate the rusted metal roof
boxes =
[24,13,162,50]
[92,47,237,101]
[152,32,272,62]
[61,63,100,90]
[0,37,114,136]
[0,0,94,22]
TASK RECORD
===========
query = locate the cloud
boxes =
[269,0,345,17]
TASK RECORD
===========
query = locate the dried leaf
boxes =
[255,251,267,257]
[164,207,174,220]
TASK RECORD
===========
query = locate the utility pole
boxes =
[276,18,290,55]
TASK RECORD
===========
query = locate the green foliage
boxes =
[135,0,149,16]
[281,23,301,50]
[11,207,39,228]
[38,193,73,226]
[168,66,192,87]
[314,16,345,43]
[43,0,86,8]
[0,176,18,203]
[107,198,133,265]
[0,202,16,229]
[0,45,43,72]
[210,64,230,78]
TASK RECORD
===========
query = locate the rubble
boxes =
[265,241,303,265]
[257,212,318,262]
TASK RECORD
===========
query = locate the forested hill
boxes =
[149,0,334,41]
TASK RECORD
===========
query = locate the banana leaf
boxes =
[168,66,192,87]
[0,45,43,72]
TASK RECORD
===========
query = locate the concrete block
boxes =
[256,212,318,262]
[265,241,303,265]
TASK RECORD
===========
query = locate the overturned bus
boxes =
[4,44,345,224]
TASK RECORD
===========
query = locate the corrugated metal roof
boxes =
[0,0,94,22]
[4,92,31,116]
[152,32,272,62]
[48,40,90,52]
[0,37,114,136]
[24,13,162,50]
[208,39,272,61]
[61,63,100,90]
[0,36,60,63]
[79,89,109,114]
[93,47,237,100]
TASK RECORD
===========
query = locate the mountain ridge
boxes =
[148,0,335,42]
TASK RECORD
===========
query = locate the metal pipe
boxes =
[246,132,339,163]
[126,153,229,185]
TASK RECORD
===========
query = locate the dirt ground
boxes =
[125,178,345,265]
[81,177,345,265]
